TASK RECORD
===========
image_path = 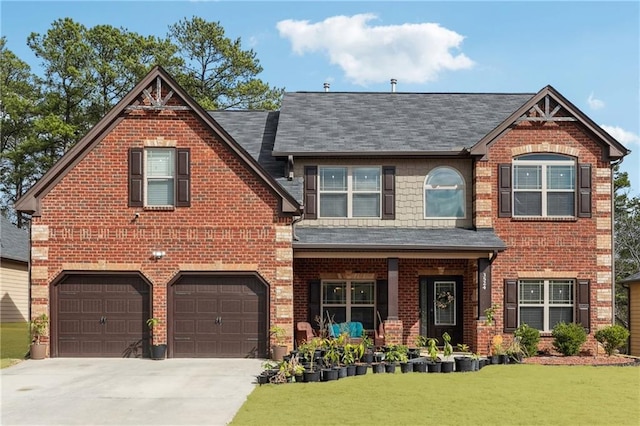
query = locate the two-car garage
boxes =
[52,273,268,358]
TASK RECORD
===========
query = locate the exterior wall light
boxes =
[152,250,166,260]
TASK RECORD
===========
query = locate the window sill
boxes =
[143,206,175,211]
[510,216,577,222]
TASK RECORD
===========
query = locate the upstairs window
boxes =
[129,147,190,208]
[424,167,465,218]
[513,154,575,217]
[319,167,381,218]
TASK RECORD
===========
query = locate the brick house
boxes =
[16,67,629,358]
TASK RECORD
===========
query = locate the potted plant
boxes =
[358,332,374,364]
[506,337,525,363]
[385,344,408,373]
[30,313,49,360]
[342,343,358,376]
[440,332,454,373]
[299,337,322,382]
[490,334,504,364]
[270,325,287,361]
[426,338,441,372]
[454,343,473,372]
[146,318,167,360]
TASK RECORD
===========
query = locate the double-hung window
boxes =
[519,279,574,332]
[319,167,381,218]
[128,147,190,208]
[513,154,575,217]
[321,281,376,330]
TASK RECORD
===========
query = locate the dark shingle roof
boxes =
[621,272,640,283]
[1,216,29,263]
[273,92,534,155]
[209,111,303,203]
[293,227,506,251]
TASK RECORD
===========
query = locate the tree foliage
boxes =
[1,17,283,224]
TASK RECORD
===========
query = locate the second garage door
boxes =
[170,275,267,358]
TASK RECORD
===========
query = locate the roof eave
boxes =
[272,150,469,158]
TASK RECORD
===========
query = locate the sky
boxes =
[1,0,639,195]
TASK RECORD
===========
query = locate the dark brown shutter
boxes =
[577,164,592,218]
[504,279,518,332]
[176,148,190,207]
[304,166,318,219]
[307,279,321,328]
[376,279,388,324]
[576,279,590,332]
[129,148,143,207]
[498,164,512,217]
[382,166,396,220]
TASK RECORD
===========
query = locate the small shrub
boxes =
[514,323,540,357]
[552,322,587,356]
[594,325,629,356]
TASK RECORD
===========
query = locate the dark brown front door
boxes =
[419,276,463,346]
[55,274,150,357]
[170,275,267,358]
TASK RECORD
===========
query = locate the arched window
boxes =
[424,167,465,218]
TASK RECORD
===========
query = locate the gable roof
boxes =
[469,85,630,160]
[273,92,534,156]
[1,216,29,263]
[621,271,640,284]
[15,66,301,215]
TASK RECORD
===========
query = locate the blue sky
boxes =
[2,0,639,194]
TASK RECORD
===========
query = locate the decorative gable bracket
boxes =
[517,95,576,123]
[126,76,191,111]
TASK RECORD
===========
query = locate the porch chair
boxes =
[374,322,385,348]
[295,321,317,347]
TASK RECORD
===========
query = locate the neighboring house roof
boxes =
[209,110,303,203]
[0,216,29,263]
[621,272,640,284]
[14,66,301,216]
[273,92,534,156]
[293,227,507,252]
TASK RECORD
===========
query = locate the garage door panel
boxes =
[56,275,149,357]
[175,300,195,314]
[174,319,195,334]
[171,275,267,358]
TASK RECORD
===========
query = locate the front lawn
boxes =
[231,364,640,425]
[0,322,30,368]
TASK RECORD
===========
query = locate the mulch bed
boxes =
[522,354,639,366]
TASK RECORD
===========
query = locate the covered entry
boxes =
[53,273,150,357]
[169,274,268,358]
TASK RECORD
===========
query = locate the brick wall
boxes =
[29,87,295,350]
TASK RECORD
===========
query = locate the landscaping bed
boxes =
[523,354,638,366]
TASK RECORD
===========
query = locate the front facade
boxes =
[16,67,629,357]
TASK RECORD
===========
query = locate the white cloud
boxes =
[276,14,474,86]
[587,92,605,110]
[600,125,640,146]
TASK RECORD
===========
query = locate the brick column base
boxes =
[476,321,497,355]
[384,319,403,346]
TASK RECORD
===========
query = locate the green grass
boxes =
[0,322,30,368]
[231,364,640,426]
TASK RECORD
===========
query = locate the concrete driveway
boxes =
[1,358,265,426]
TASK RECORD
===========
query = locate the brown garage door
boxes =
[55,274,150,357]
[170,275,267,358]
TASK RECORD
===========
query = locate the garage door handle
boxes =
[99,316,107,325]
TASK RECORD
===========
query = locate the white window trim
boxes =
[318,166,382,218]
[423,166,466,219]
[144,148,175,208]
[513,155,576,218]
[321,280,376,327]
[518,279,574,332]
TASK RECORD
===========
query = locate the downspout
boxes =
[291,214,303,242]
[488,250,499,265]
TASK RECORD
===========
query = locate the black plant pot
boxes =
[294,374,304,383]
[303,370,321,383]
[471,358,479,371]
[427,361,442,373]
[500,354,510,364]
[414,362,428,373]
[490,355,501,365]
[362,352,374,364]
[385,363,397,373]
[400,362,413,373]
[372,362,386,374]
[337,366,348,379]
[150,344,167,360]
[322,368,339,381]
[454,356,473,372]
[479,359,487,369]
[441,361,454,373]
[257,374,270,385]
[346,365,356,376]
[355,364,369,375]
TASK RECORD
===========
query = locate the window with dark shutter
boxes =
[382,166,395,220]
[577,164,592,217]
[304,166,318,220]
[129,148,143,207]
[176,148,191,207]
[504,279,518,332]
[498,164,512,217]
[576,279,590,332]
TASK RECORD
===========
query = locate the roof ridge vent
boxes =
[323,82,330,92]
[390,78,397,93]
